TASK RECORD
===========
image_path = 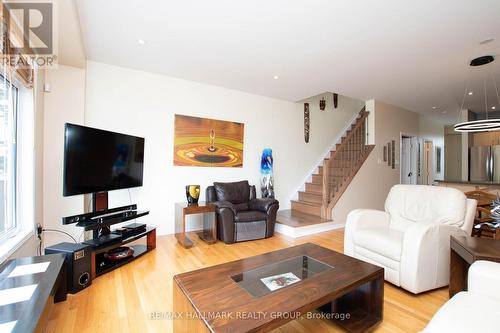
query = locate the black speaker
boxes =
[45,242,92,293]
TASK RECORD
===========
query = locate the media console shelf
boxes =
[90,227,156,279]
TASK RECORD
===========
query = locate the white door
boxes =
[409,137,418,184]
[401,137,417,184]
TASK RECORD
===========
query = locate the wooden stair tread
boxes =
[299,190,321,196]
[276,209,332,227]
[291,199,321,207]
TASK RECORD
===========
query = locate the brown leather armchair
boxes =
[206,180,279,244]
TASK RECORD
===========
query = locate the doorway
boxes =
[401,135,418,184]
[421,140,434,185]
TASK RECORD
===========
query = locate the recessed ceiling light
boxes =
[273,75,279,80]
[493,106,497,110]
[468,91,473,96]
[479,38,494,45]
[432,106,437,110]
[138,39,146,45]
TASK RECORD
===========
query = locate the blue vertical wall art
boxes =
[260,148,275,198]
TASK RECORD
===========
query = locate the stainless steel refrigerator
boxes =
[470,145,500,182]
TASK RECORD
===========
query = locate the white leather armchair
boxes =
[423,261,500,333]
[344,185,477,294]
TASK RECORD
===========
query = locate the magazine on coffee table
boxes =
[260,272,301,291]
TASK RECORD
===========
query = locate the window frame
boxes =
[0,74,19,242]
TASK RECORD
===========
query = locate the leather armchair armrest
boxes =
[209,201,236,244]
[209,200,237,215]
[249,198,279,213]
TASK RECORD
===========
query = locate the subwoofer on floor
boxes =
[45,242,92,293]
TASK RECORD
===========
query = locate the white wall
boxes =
[332,100,420,223]
[42,65,86,246]
[82,61,364,236]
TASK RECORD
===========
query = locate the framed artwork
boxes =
[391,140,395,169]
[173,115,244,167]
[387,142,391,166]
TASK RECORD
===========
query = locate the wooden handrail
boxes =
[321,158,330,217]
[332,110,368,156]
[320,108,371,219]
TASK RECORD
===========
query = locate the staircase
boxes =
[279,108,375,226]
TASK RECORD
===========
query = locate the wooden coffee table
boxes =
[173,243,383,332]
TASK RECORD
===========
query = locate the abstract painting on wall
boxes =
[173,115,244,167]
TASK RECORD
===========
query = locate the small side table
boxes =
[449,235,500,298]
[175,202,216,248]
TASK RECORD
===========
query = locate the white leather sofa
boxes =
[423,260,500,333]
[344,185,477,294]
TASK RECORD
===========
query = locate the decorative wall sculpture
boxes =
[319,97,326,111]
[304,103,310,143]
[173,115,244,167]
[260,148,275,198]
[333,93,338,108]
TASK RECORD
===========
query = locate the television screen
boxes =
[63,123,145,196]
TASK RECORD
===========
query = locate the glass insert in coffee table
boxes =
[231,255,334,297]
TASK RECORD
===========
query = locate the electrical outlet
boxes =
[36,223,43,237]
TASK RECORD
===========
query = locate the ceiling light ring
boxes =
[454,55,500,133]
[454,119,500,132]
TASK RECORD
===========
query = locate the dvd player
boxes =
[83,233,122,248]
[112,223,147,239]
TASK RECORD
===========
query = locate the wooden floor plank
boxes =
[46,229,446,332]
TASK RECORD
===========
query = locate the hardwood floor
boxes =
[46,229,448,332]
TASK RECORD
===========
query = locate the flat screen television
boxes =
[63,123,145,196]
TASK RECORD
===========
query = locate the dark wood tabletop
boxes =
[174,242,383,332]
[175,201,215,214]
[451,235,500,263]
[0,253,66,333]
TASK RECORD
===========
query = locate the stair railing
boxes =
[321,109,369,218]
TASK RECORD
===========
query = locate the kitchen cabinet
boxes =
[473,131,500,146]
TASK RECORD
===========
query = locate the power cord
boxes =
[42,228,77,243]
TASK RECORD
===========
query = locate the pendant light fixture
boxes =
[454,55,500,132]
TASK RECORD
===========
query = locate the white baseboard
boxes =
[275,221,344,238]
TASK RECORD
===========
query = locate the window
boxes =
[0,75,18,240]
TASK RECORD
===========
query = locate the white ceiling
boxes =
[75,0,500,124]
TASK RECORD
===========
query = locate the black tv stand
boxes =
[62,191,156,279]
[91,227,156,278]
[83,233,122,247]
